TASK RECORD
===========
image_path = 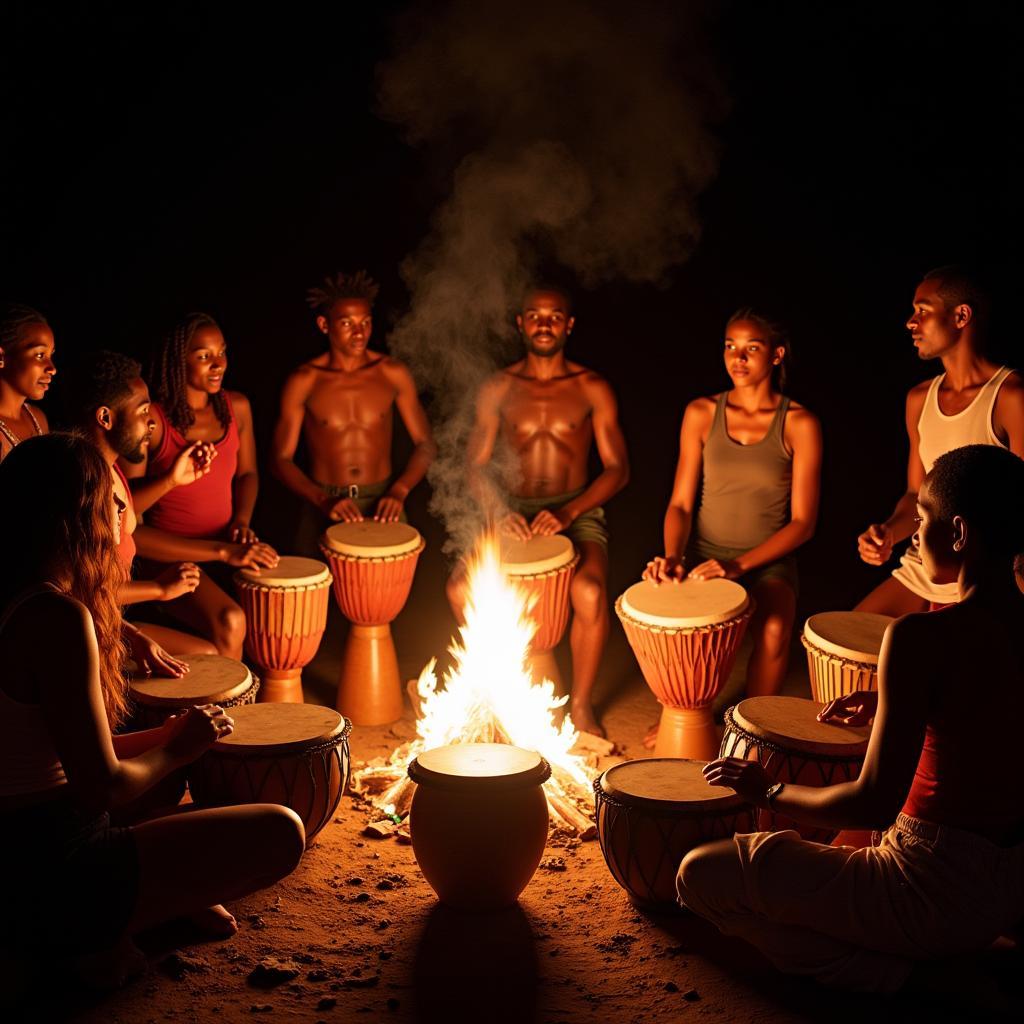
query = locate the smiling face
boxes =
[516,289,574,358]
[0,321,56,401]
[906,278,963,360]
[108,377,154,464]
[722,319,784,388]
[318,298,373,358]
[185,324,228,394]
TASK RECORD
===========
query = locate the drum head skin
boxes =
[408,743,552,791]
[130,654,252,707]
[804,611,893,664]
[733,696,871,755]
[500,534,576,576]
[323,521,422,558]
[212,703,349,755]
[599,758,745,813]
[620,578,749,629]
[235,555,330,588]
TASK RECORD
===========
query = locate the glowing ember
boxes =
[353,532,598,835]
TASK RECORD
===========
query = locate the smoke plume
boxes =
[378,0,725,554]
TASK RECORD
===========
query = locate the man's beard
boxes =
[112,419,148,464]
[525,334,565,358]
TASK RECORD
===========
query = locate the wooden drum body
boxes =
[408,744,551,911]
[720,695,870,843]
[188,703,351,841]
[616,579,752,759]
[129,653,259,730]
[235,557,332,704]
[320,521,425,726]
[595,759,755,911]
[501,534,579,686]
[802,611,892,704]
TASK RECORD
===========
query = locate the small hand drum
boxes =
[616,578,752,759]
[320,521,424,726]
[802,611,892,704]
[234,556,332,703]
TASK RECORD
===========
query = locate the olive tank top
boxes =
[693,393,793,550]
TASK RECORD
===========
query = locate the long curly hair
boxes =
[0,433,129,726]
[149,312,230,435]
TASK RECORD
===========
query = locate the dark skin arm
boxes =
[466,375,513,521]
[227,392,260,543]
[269,367,325,511]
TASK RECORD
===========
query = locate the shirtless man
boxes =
[856,265,1024,613]
[456,285,630,736]
[271,271,435,541]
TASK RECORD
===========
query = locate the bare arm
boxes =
[269,368,325,511]
[383,361,436,504]
[994,373,1024,456]
[228,393,260,541]
[466,375,509,518]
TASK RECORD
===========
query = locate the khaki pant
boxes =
[677,813,1024,992]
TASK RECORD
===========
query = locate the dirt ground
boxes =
[7,602,1022,1023]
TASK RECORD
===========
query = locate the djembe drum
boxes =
[187,703,351,841]
[802,611,893,704]
[720,695,870,843]
[595,758,755,911]
[129,653,259,730]
[616,578,753,759]
[501,534,579,686]
[320,521,425,725]
[234,556,332,703]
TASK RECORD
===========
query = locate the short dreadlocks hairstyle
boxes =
[1,303,49,352]
[148,313,230,435]
[306,271,379,317]
[65,350,142,428]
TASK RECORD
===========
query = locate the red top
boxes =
[145,397,239,539]
[113,462,137,568]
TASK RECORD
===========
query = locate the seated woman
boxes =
[124,313,278,659]
[0,434,304,986]
[644,311,821,742]
[0,304,55,460]
[679,444,1024,994]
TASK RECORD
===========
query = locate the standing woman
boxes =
[645,310,822,709]
[0,304,55,461]
[124,313,278,658]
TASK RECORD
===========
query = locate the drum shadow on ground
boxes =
[413,902,539,1023]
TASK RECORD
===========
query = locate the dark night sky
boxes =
[3,0,1023,623]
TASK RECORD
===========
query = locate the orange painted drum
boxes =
[408,743,551,911]
[235,557,331,703]
[500,534,579,652]
[616,578,753,760]
[320,521,425,726]
[801,611,893,704]
[720,695,870,843]
[188,703,351,841]
[129,653,259,730]
[595,758,755,910]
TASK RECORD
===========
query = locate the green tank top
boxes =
[693,393,793,551]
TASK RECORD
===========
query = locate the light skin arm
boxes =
[228,393,260,543]
[117,562,201,606]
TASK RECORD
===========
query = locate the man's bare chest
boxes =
[306,377,395,429]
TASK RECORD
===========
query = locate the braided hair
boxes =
[148,312,230,435]
[0,303,49,352]
[306,271,379,317]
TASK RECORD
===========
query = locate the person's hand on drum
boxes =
[163,704,234,763]
[229,519,258,545]
[530,507,571,537]
[374,494,405,523]
[225,541,279,571]
[326,496,364,523]
[168,442,217,488]
[127,627,189,678]
[643,555,685,585]
[818,690,878,727]
[703,757,773,805]
[857,523,893,566]
[687,558,741,581]
[499,512,532,541]
[156,562,201,601]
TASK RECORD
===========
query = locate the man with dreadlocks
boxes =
[0,303,55,461]
[270,271,435,540]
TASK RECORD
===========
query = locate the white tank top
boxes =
[917,366,1012,473]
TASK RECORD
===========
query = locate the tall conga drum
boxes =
[501,534,579,686]
[720,695,870,843]
[802,611,892,704]
[234,556,332,703]
[595,758,755,911]
[616,579,753,759]
[320,521,425,725]
[129,653,259,730]
[188,703,351,842]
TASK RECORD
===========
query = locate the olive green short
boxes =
[316,479,406,521]
[686,538,799,597]
[509,488,609,550]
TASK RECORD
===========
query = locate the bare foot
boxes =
[73,936,147,990]
[570,701,605,738]
[643,722,659,749]
[189,904,238,939]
